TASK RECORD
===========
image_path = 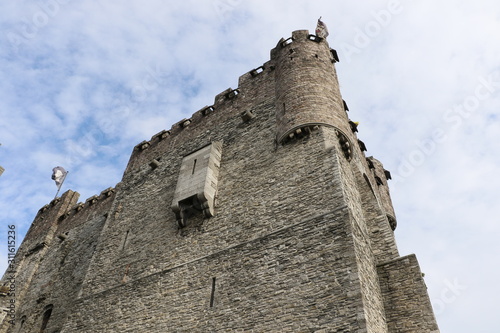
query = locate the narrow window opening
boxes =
[16,316,26,333]
[39,305,53,333]
[283,103,286,114]
[210,277,216,307]
[192,159,197,175]
[122,230,130,251]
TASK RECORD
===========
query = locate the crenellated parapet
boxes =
[124,85,247,173]
[56,188,116,234]
[21,188,116,245]
[237,60,276,101]
[23,191,80,249]
[121,29,349,167]
[123,30,348,173]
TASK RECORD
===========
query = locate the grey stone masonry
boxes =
[377,255,440,333]
[0,29,439,332]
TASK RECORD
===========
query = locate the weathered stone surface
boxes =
[0,29,439,333]
[377,255,440,333]
[171,141,223,227]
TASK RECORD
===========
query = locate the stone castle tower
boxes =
[1,30,439,332]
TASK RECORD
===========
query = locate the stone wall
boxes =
[63,209,373,332]
[0,190,114,333]
[0,190,79,332]
[377,255,440,333]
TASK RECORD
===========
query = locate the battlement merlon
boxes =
[58,187,115,220]
[20,187,116,252]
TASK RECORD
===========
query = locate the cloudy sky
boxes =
[1,0,498,331]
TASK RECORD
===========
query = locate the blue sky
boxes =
[1,1,499,331]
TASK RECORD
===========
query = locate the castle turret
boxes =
[271,30,349,143]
